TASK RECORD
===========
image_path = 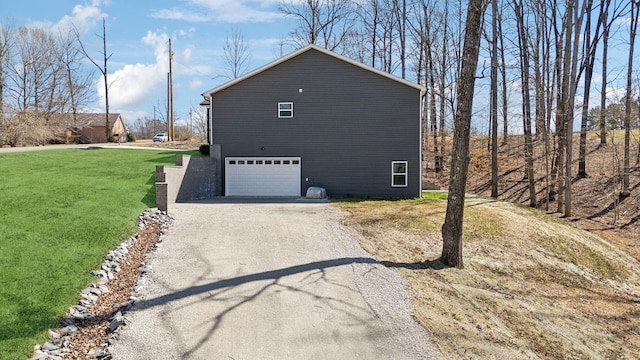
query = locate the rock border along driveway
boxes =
[110,202,439,359]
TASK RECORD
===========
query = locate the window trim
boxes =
[278,102,294,118]
[391,161,408,187]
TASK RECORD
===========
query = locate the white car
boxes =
[153,133,169,142]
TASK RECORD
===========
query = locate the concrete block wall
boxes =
[156,154,217,212]
[156,154,191,212]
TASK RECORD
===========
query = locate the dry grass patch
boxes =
[335,195,640,359]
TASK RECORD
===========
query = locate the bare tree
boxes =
[6,27,58,113]
[600,3,611,146]
[223,26,251,79]
[490,0,499,198]
[622,0,639,197]
[356,0,382,68]
[498,6,509,146]
[56,29,95,124]
[531,0,559,209]
[190,105,208,140]
[392,0,408,78]
[131,116,166,140]
[438,1,453,170]
[513,0,536,207]
[75,17,112,142]
[376,0,398,73]
[279,0,355,51]
[577,0,599,177]
[0,23,12,122]
[411,0,447,173]
[552,0,587,217]
[578,0,625,176]
[441,0,487,269]
[0,23,95,146]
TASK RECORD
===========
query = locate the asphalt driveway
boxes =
[110,202,439,359]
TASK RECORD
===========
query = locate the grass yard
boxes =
[0,148,196,359]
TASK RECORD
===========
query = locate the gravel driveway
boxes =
[110,201,439,359]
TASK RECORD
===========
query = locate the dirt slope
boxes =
[339,196,640,359]
[426,131,639,258]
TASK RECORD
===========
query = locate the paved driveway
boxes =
[110,202,439,359]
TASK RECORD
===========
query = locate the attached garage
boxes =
[225,157,301,196]
[202,45,424,199]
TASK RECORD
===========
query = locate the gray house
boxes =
[202,45,425,198]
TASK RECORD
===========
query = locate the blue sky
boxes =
[7,0,297,126]
[5,0,637,134]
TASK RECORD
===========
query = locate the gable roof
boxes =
[48,113,123,128]
[203,44,425,97]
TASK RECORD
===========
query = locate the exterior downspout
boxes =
[199,94,212,145]
[207,96,213,145]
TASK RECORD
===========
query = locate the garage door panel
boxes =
[225,157,301,196]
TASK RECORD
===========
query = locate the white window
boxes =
[392,161,408,187]
[278,102,293,118]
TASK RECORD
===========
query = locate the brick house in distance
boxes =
[75,113,128,143]
[50,113,128,143]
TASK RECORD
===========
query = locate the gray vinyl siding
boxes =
[212,49,421,198]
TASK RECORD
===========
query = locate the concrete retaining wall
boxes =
[156,154,217,212]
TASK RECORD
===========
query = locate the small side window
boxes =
[392,161,407,187]
[278,102,293,118]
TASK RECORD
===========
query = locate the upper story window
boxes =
[278,102,293,118]
[392,161,408,187]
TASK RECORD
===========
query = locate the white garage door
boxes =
[225,157,301,196]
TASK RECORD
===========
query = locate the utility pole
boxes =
[168,38,175,141]
[153,105,157,134]
[189,108,193,139]
[167,73,170,135]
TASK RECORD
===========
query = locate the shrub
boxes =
[127,132,136,142]
[199,144,210,155]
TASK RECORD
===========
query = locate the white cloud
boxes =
[182,48,193,63]
[97,31,170,110]
[55,2,107,35]
[150,9,211,23]
[190,78,204,89]
[151,0,283,23]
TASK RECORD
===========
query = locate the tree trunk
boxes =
[439,1,450,169]
[622,0,638,197]
[578,0,599,178]
[600,2,610,146]
[499,16,509,146]
[398,0,407,79]
[564,0,586,217]
[441,0,485,269]
[514,0,536,207]
[101,18,110,142]
[490,0,499,198]
[426,32,441,172]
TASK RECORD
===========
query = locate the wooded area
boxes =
[0,22,96,145]
[277,0,640,267]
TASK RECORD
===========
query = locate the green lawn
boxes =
[0,148,196,359]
